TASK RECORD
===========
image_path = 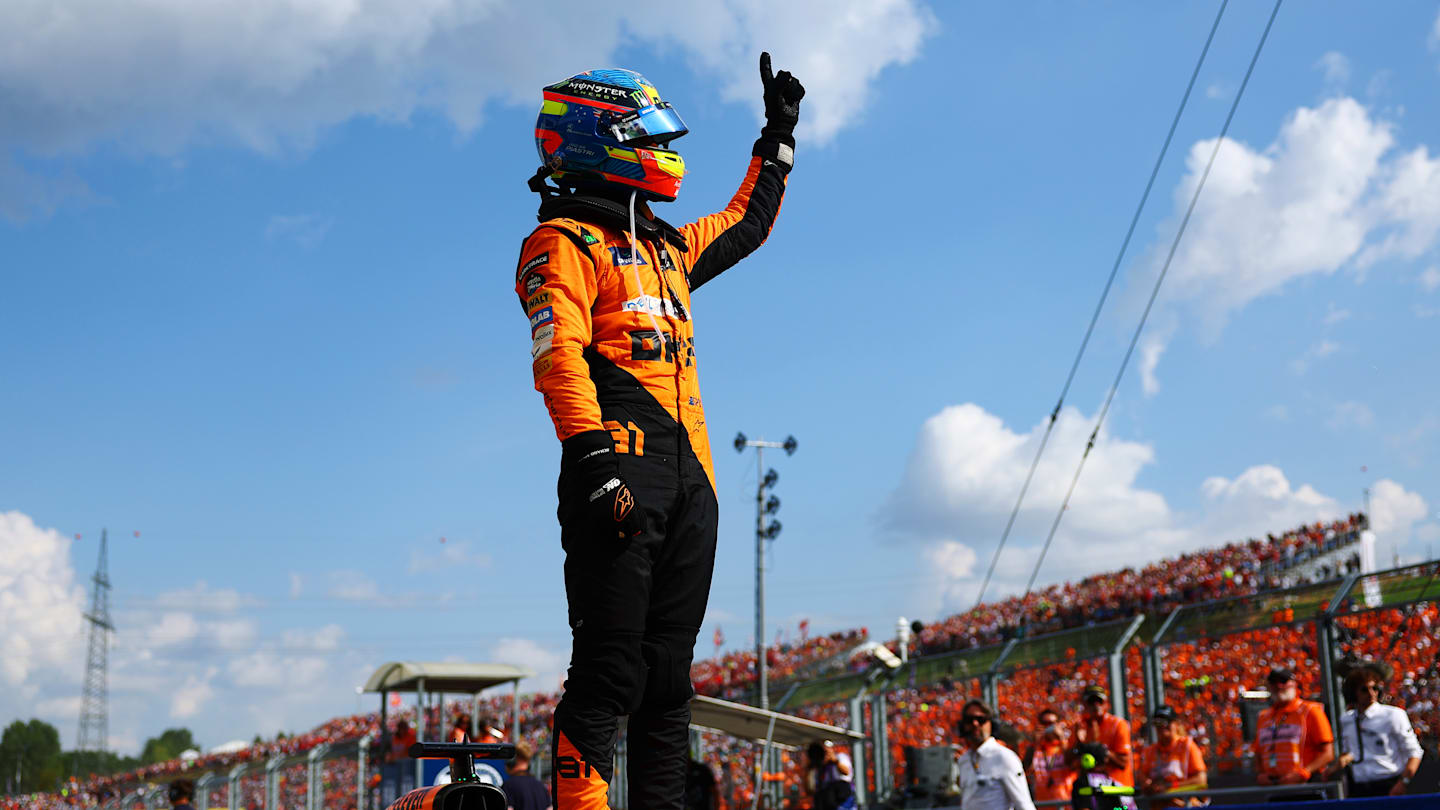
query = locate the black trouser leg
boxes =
[552,454,673,809]
[627,470,717,809]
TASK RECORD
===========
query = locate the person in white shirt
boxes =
[1324,663,1424,797]
[955,699,1036,810]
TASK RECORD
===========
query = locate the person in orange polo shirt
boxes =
[1067,684,1133,786]
[1254,668,1333,795]
[1138,706,1207,808]
[1024,707,1075,802]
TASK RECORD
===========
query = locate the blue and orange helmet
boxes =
[536,69,689,202]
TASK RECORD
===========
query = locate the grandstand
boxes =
[12,513,1439,809]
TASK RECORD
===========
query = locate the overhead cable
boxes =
[1021,0,1285,598]
[972,0,1233,608]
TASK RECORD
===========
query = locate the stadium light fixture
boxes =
[734,431,798,711]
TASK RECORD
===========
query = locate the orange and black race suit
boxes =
[515,154,788,810]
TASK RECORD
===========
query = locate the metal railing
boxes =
[1032,780,1343,807]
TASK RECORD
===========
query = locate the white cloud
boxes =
[209,618,260,651]
[152,580,258,614]
[281,624,345,652]
[1368,479,1428,546]
[147,612,201,648]
[0,0,935,219]
[1323,303,1351,325]
[1291,339,1340,375]
[1138,321,1174,397]
[0,512,86,688]
[879,403,1406,615]
[1315,51,1350,85]
[1326,401,1374,431]
[171,668,218,719]
[1415,523,1440,546]
[289,571,304,599]
[1135,97,1440,387]
[490,637,567,693]
[1205,83,1226,100]
[1420,266,1440,293]
[0,513,379,752]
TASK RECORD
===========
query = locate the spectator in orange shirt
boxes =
[1138,706,1207,807]
[1023,707,1075,802]
[390,720,417,760]
[1254,668,1333,795]
[450,713,472,743]
[1068,684,1133,786]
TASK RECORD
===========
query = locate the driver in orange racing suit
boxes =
[515,56,804,810]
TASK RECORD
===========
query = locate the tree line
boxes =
[0,719,196,796]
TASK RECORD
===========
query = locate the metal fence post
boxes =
[984,637,1018,714]
[306,743,329,810]
[1108,615,1145,721]
[265,754,283,810]
[848,695,868,807]
[611,732,628,810]
[195,772,215,810]
[227,763,245,810]
[357,734,372,810]
[870,691,890,799]
[415,676,427,791]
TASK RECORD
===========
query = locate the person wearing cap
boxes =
[1253,668,1333,794]
[1324,662,1423,797]
[1137,706,1207,808]
[1023,707,1075,803]
[956,700,1036,810]
[1068,685,1133,787]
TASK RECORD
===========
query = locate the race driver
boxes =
[515,56,804,809]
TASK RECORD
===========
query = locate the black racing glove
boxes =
[754,51,805,169]
[562,430,647,540]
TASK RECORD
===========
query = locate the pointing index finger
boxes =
[759,51,773,85]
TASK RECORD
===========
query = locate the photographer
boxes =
[1067,685,1133,786]
[804,741,854,810]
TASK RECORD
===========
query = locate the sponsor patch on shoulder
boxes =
[529,306,554,334]
[533,356,553,374]
[526,291,551,310]
[579,227,599,245]
[517,251,549,281]
[524,271,545,295]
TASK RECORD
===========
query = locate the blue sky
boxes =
[3,1,1439,753]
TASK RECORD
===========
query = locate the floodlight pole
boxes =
[734,433,796,711]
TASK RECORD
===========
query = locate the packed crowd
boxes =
[24,512,1429,810]
[690,630,870,700]
[909,515,1367,656]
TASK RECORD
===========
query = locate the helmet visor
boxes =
[608,103,688,146]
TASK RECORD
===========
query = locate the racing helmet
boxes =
[535,69,688,202]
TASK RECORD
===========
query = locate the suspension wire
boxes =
[971,0,1232,609]
[1021,0,1284,598]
